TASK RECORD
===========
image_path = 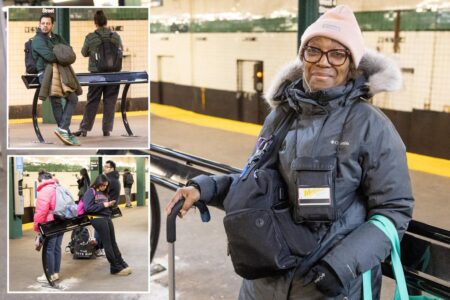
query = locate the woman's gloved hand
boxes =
[165,185,200,218]
[304,262,344,297]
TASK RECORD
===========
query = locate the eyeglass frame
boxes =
[301,45,351,67]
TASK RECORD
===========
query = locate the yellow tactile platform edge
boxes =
[151,103,450,178]
[9,110,148,125]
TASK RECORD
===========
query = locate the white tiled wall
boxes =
[151,32,297,93]
[337,0,423,11]
[151,0,297,16]
[8,20,148,108]
[151,30,450,112]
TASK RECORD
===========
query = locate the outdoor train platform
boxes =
[8,201,149,292]
[150,103,450,300]
[8,112,149,148]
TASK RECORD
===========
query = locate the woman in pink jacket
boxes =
[33,170,64,283]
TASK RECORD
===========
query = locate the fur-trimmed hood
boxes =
[264,48,402,109]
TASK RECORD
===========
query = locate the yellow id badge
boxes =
[298,187,331,206]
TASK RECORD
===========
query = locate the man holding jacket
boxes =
[31,13,81,146]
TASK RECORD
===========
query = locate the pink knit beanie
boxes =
[299,5,365,67]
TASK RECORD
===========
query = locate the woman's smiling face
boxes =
[302,37,351,92]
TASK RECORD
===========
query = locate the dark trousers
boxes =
[79,85,120,132]
[45,233,64,275]
[90,217,126,273]
[94,230,103,249]
[38,74,78,131]
[50,93,78,131]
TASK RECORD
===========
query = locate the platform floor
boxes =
[8,112,149,149]
[8,203,149,293]
[150,113,450,300]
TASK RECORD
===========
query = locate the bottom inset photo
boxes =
[7,155,149,293]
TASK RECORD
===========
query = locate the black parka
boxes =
[191,49,414,299]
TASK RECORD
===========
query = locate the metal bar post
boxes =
[120,83,134,136]
[169,243,175,300]
[32,88,46,143]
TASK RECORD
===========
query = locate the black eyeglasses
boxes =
[302,46,350,66]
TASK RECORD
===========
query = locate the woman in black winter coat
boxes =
[165,5,414,300]
[82,174,132,276]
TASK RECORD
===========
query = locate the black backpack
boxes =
[126,173,134,185]
[24,38,38,74]
[66,227,95,259]
[95,31,122,72]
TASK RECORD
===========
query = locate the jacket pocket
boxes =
[223,208,298,280]
[273,207,319,257]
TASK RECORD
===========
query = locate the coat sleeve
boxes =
[113,32,123,50]
[32,36,57,63]
[33,189,55,232]
[188,174,239,209]
[33,199,49,232]
[82,188,105,214]
[81,35,90,57]
[109,181,121,202]
[322,116,414,286]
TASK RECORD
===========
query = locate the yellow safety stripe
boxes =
[151,103,450,178]
[9,110,148,125]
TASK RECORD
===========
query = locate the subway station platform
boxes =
[9,202,149,293]
[150,105,450,300]
[8,112,149,149]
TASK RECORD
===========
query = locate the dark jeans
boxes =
[90,217,127,273]
[94,230,103,249]
[45,233,64,275]
[38,73,78,131]
[79,85,120,132]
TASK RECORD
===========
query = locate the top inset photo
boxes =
[7,7,149,149]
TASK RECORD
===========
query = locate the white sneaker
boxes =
[95,249,105,257]
[36,273,50,283]
[52,273,60,281]
[113,267,132,276]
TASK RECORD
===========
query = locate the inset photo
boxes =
[8,155,149,292]
[7,7,149,149]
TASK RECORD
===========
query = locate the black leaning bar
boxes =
[41,237,55,287]
[150,174,182,191]
[150,182,162,262]
[22,71,148,143]
[407,220,450,245]
[150,144,241,174]
[120,83,133,136]
[381,263,450,299]
[32,88,45,143]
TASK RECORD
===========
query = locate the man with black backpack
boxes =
[122,168,134,208]
[74,10,123,138]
